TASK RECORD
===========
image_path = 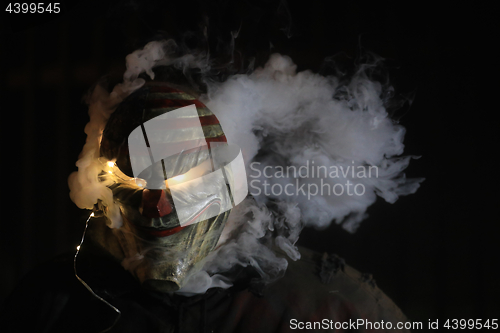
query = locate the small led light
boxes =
[76,245,81,250]
[108,170,113,174]
[107,161,115,167]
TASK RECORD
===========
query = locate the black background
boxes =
[1,0,498,328]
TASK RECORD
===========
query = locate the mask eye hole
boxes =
[166,158,213,186]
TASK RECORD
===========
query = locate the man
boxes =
[1,40,418,332]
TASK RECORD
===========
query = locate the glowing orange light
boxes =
[170,174,185,183]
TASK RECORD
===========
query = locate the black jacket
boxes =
[1,246,410,332]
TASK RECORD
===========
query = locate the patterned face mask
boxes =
[97,82,247,292]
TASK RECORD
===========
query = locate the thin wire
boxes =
[74,212,122,333]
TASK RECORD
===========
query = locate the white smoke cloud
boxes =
[179,53,423,293]
[69,39,422,295]
[204,53,422,232]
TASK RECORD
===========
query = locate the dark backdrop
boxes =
[1,0,498,327]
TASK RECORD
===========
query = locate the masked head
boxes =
[94,80,246,293]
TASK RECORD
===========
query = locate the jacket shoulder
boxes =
[223,246,411,332]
